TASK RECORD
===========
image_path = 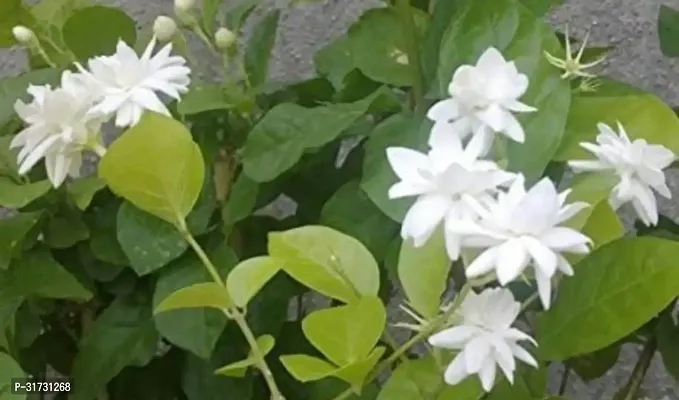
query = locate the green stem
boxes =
[34,43,57,68]
[182,229,285,400]
[330,285,472,400]
[619,338,657,400]
[395,0,425,113]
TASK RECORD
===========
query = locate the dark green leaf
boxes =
[222,172,259,227]
[0,212,42,270]
[538,237,679,360]
[116,201,188,276]
[245,10,280,88]
[153,243,237,359]
[70,291,159,400]
[420,0,465,86]
[519,0,563,16]
[67,177,106,210]
[0,178,51,209]
[62,6,137,61]
[44,208,89,249]
[486,365,546,400]
[178,84,253,116]
[314,36,355,90]
[659,5,679,57]
[567,343,621,381]
[656,311,679,383]
[224,0,260,32]
[0,353,25,399]
[186,166,217,236]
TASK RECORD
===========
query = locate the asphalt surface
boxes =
[3,0,679,398]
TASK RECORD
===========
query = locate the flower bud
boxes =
[12,25,35,45]
[174,0,195,13]
[153,16,177,42]
[215,27,237,51]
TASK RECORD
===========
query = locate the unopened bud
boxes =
[12,25,35,45]
[174,0,195,13]
[215,27,237,51]
[153,16,177,42]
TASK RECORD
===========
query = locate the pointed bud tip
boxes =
[153,16,177,41]
[12,25,35,45]
[215,27,237,51]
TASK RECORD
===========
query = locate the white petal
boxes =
[500,112,526,143]
[401,195,451,245]
[556,254,575,276]
[428,121,464,155]
[386,147,429,182]
[496,239,529,285]
[466,247,499,278]
[568,160,609,173]
[18,135,60,175]
[465,337,492,373]
[428,326,479,349]
[556,202,589,224]
[491,337,516,383]
[478,357,498,392]
[504,100,536,113]
[504,328,537,345]
[631,180,658,226]
[534,267,553,309]
[476,104,506,132]
[509,343,538,368]
[540,227,591,251]
[443,353,470,386]
[131,88,170,115]
[476,47,507,73]
[465,125,494,158]
[427,98,460,122]
[388,181,428,198]
[522,236,558,277]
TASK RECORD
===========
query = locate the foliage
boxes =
[0,0,677,399]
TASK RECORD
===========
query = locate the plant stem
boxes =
[395,0,425,113]
[558,366,570,395]
[330,285,471,400]
[182,229,285,400]
[619,338,657,400]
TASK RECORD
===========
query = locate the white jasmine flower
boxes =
[429,288,537,392]
[77,37,191,128]
[568,122,675,226]
[12,71,104,187]
[153,16,178,42]
[448,176,591,309]
[386,133,516,260]
[12,25,35,45]
[427,47,536,157]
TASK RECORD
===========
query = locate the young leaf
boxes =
[302,296,386,366]
[62,5,136,61]
[280,347,384,387]
[538,237,679,360]
[268,225,380,303]
[116,202,188,276]
[155,282,232,313]
[659,5,679,58]
[70,292,159,400]
[245,10,280,88]
[99,112,205,226]
[226,256,281,307]
[214,334,275,377]
[0,178,51,208]
[398,227,450,320]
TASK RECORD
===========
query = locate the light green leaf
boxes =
[201,0,222,35]
[31,0,92,30]
[659,5,679,58]
[302,296,386,366]
[67,177,106,210]
[116,201,188,276]
[70,292,159,400]
[214,334,275,377]
[332,347,385,388]
[268,225,380,303]
[155,282,232,313]
[99,112,205,226]
[62,5,136,61]
[377,356,483,400]
[561,173,617,231]
[0,352,25,400]
[245,10,279,88]
[348,8,427,86]
[0,178,51,208]
[280,354,338,382]
[8,247,91,301]
[398,227,450,319]
[0,69,62,129]
[436,0,571,181]
[581,202,624,250]
[555,90,679,161]
[0,212,42,270]
[224,0,260,32]
[360,114,427,222]
[153,243,237,359]
[226,256,281,307]
[242,88,396,182]
[320,181,399,263]
[177,84,252,116]
[538,237,679,360]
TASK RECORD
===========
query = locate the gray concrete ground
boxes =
[3,0,679,398]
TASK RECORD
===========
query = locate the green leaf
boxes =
[8,248,91,301]
[656,311,679,383]
[348,8,427,86]
[0,212,42,270]
[280,354,338,382]
[224,0,260,32]
[486,365,547,400]
[44,207,89,249]
[554,90,679,161]
[302,296,386,366]
[377,356,483,400]
[226,256,281,307]
[320,181,399,262]
[153,243,238,359]
[242,88,395,182]
[155,282,232,313]
[0,0,33,48]
[0,178,51,208]
[421,0,464,87]
[62,5,136,61]
[659,5,679,57]
[360,114,427,222]
[177,84,252,116]
[0,69,62,129]
[314,36,355,90]
[201,0,222,35]
[435,0,571,180]
[116,202,188,276]
[70,291,159,400]
[222,172,259,227]
[269,225,380,303]
[332,347,385,388]
[67,177,106,210]
[0,352,25,400]
[398,227,450,320]
[214,334,275,377]
[245,10,280,88]
[519,0,563,15]
[31,0,92,30]
[99,112,205,226]
[538,237,679,360]
[567,343,621,381]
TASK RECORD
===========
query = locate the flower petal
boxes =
[428,325,479,349]
[496,239,529,285]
